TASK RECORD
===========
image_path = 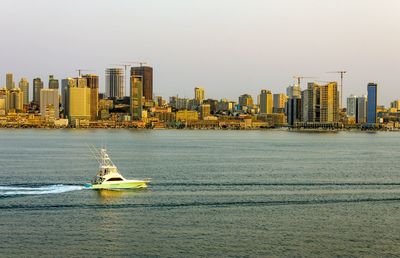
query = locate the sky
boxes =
[0,0,399,105]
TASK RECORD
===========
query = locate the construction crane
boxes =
[76,69,95,77]
[292,76,315,88]
[125,61,148,67]
[327,71,347,110]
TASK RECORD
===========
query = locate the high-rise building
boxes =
[18,78,29,105]
[259,90,273,114]
[9,88,24,112]
[320,82,339,123]
[48,75,59,90]
[194,87,205,105]
[82,74,99,121]
[200,103,211,119]
[63,77,90,122]
[303,82,339,123]
[130,66,153,101]
[301,89,309,122]
[356,95,367,124]
[106,68,125,98]
[287,96,302,126]
[367,83,377,124]
[286,85,301,98]
[238,94,253,108]
[130,75,143,121]
[6,73,14,90]
[347,95,357,118]
[40,89,59,120]
[33,78,44,105]
[273,93,287,113]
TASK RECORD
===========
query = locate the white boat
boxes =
[84,148,150,190]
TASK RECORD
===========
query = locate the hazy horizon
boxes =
[0,0,399,105]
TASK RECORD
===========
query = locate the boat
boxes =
[84,148,150,190]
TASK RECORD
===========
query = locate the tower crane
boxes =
[124,61,148,67]
[76,69,95,77]
[327,70,347,109]
[292,76,315,88]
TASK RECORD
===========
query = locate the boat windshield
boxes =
[106,177,123,182]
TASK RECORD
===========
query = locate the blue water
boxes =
[1,129,400,257]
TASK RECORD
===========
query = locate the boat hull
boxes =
[86,181,148,190]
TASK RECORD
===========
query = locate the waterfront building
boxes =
[286,85,301,98]
[130,66,153,101]
[356,95,367,124]
[18,78,29,105]
[65,77,90,122]
[347,95,357,118]
[48,75,59,90]
[367,83,378,124]
[303,82,339,123]
[259,90,273,114]
[273,93,287,113]
[200,103,211,119]
[176,110,199,122]
[194,87,205,105]
[33,78,44,105]
[301,89,309,122]
[238,94,253,109]
[320,82,339,123]
[130,75,143,121]
[287,96,302,126]
[40,89,59,120]
[83,74,99,121]
[203,99,218,113]
[6,73,14,90]
[9,88,24,112]
[106,68,124,98]
[217,99,235,112]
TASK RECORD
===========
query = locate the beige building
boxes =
[194,87,205,105]
[68,86,91,122]
[40,89,59,120]
[176,110,199,122]
[259,90,273,114]
[200,103,211,119]
[6,73,14,90]
[19,78,29,105]
[130,75,143,121]
[82,74,99,121]
[273,93,287,113]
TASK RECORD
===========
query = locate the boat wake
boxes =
[0,184,84,196]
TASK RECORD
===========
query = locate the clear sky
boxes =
[0,0,399,105]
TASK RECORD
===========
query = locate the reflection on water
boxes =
[96,189,150,203]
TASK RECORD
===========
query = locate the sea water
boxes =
[1,129,400,257]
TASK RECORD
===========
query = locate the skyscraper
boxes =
[6,73,14,90]
[33,78,44,105]
[9,88,24,112]
[303,82,339,123]
[62,77,90,122]
[356,95,367,124]
[130,66,153,101]
[194,87,205,105]
[259,90,273,114]
[106,68,125,98]
[48,75,59,90]
[83,74,99,121]
[238,94,253,108]
[320,82,339,123]
[18,78,29,105]
[130,75,143,121]
[287,96,302,126]
[40,89,59,119]
[200,103,211,119]
[273,93,287,113]
[346,94,357,118]
[367,83,377,124]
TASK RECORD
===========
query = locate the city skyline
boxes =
[0,0,399,104]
